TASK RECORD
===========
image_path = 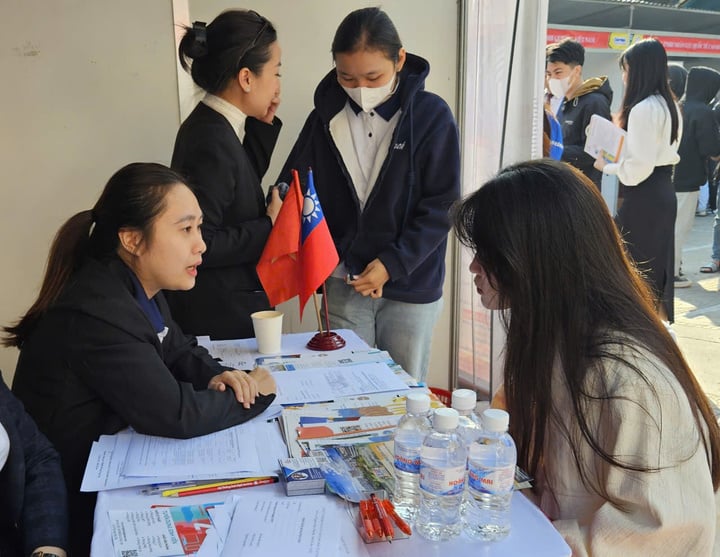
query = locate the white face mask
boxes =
[548,76,571,98]
[0,422,9,472]
[341,74,397,113]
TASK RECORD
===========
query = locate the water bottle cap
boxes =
[451,388,477,411]
[433,408,459,431]
[482,408,510,432]
[405,392,431,414]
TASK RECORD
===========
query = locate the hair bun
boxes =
[186,21,208,59]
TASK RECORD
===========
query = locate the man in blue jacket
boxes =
[546,38,613,190]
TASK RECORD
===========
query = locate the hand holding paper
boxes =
[585,114,626,167]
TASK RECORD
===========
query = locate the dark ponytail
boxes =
[3,162,187,347]
[178,10,277,94]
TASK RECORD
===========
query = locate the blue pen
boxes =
[142,480,199,495]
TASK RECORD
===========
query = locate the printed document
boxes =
[273,363,410,405]
[220,498,339,557]
[584,114,626,163]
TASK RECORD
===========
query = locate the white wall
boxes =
[0,0,180,384]
[1,0,458,389]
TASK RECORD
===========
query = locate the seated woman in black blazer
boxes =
[3,163,277,556]
[0,376,67,557]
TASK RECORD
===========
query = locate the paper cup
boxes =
[251,310,283,354]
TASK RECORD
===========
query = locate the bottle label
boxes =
[467,463,515,495]
[394,441,421,474]
[419,463,465,496]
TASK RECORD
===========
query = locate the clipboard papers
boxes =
[584,114,626,164]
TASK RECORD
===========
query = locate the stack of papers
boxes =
[81,420,287,492]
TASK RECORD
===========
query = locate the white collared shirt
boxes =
[603,95,681,186]
[343,104,401,208]
[0,421,9,471]
[201,94,248,142]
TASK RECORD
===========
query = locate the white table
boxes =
[90,330,571,556]
[92,485,570,556]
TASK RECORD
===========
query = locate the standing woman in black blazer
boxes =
[168,10,283,339]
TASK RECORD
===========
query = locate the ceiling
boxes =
[548,0,720,35]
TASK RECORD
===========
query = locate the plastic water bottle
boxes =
[392,392,432,520]
[462,408,517,541]
[451,389,482,449]
[415,408,467,541]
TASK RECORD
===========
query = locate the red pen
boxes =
[381,498,412,536]
[358,500,377,540]
[169,477,278,497]
[371,493,394,542]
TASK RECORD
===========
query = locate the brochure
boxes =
[584,114,626,163]
[109,503,218,557]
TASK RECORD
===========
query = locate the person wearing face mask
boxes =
[546,38,613,189]
[278,7,460,382]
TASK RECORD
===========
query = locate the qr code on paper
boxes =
[121,551,139,557]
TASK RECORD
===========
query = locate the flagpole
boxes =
[312,292,324,333]
[321,282,331,334]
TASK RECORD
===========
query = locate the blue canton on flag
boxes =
[301,170,325,243]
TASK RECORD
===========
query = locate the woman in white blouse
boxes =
[595,38,681,322]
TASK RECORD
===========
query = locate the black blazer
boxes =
[0,378,68,557]
[167,102,282,339]
[12,257,275,555]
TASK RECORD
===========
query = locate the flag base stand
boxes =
[306,331,346,351]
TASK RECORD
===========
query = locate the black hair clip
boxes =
[191,21,208,57]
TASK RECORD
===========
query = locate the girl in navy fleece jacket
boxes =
[279,7,460,381]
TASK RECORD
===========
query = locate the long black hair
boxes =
[3,163,187,347]
[618,38,680,143]
[453,159,720,501]
[179,9,277,94]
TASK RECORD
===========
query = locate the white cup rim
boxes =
[251,310,283,319]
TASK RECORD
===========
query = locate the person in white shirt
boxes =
[454,159,720,557]
[594,38,681,323]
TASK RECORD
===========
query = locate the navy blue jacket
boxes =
[278,53,460,304]
[0,378,68,557]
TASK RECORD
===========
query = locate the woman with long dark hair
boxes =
[3,163,276,555]
[595,38,681,321]
[454,159,719,555]
[168,9,284,340]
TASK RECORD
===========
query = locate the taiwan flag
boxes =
[298,169,339,316]
[256,169,338,318]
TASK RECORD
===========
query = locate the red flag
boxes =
[298,169,339,316]
[256,170,303,307]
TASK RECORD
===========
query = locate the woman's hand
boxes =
[208,369,260,409]
[350,259,390,298]
[266,186,283,224]
[258,95,280,124]
[32,548,66,557]
[247,367,276,396]
[593,151,608,172]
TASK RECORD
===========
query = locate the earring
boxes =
[244,87,251,93]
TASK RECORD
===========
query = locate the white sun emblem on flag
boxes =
[303,192,320,223]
